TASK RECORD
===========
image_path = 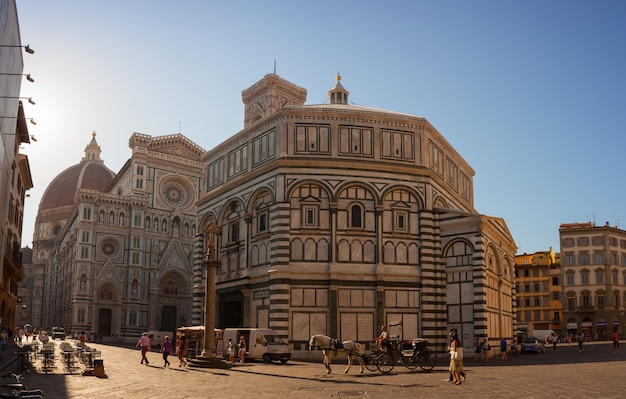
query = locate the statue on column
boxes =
[204,221,218,263]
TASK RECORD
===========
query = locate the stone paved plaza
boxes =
[1,340,624,398]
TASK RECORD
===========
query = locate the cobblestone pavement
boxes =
[1,340,625,398]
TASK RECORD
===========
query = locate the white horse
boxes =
[309,335,365,374]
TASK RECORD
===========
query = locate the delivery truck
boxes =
[223,328,290,363]
[530,329,557,343]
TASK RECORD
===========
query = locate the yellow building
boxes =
[514,248,562,337]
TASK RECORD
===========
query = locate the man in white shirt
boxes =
[136,332,151,365]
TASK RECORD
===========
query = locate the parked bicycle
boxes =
[364,337,437,374]
[0,373,44,398]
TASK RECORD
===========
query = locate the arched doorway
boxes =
[98,309,112,337]
[159,273,186,331]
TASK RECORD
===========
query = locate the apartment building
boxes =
[560,222,626,340]
[514,248,561,336]
[1,0,33,332]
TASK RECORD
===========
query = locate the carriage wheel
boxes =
[403,353,419,370]
[364,353,379,372]
[376,352,394,374]
[418,349,437,371]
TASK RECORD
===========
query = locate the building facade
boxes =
[514,249,562,337]
[560,222,626,340]
[194,74,517,353]
[16,246,32,328]
[33,133,204,339]
[1,0,33,332]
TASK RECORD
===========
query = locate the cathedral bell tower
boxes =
[241,73,307,128]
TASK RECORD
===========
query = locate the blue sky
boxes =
[15,1,626,254]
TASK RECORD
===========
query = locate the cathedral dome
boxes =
[39,133,115,211]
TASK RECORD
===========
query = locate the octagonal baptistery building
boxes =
[194,74,517,355]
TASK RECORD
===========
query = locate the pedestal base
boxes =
[187,355,231,369]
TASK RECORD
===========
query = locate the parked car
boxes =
[52,327,65,340]
[521,337,546,354]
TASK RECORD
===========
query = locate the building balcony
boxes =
[3,250,24,281]
[571,305,599,312]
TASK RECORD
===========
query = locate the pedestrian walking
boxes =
[482,338,489,362]
[448,333,464,385]
[552,335,558,351]
[227,338,235,364]
[567,334,572,348]
[500,337,507,359]
[136,332,151,365]
[238,335,246,363]
[176,333,188,367]
[577,332,584,352]
[0,327,6,357]
[16,327,23,346]
[445,331,465,382]
[161,336,172,367]
[613,331,620,353]
[474,337,482,360]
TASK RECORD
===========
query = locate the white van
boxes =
[223,328,290,363]
[530,329,557,343]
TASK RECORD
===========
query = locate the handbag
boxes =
[450,350,458,360]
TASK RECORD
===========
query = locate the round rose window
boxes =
[161,181,190,207]
[100,239,119,258]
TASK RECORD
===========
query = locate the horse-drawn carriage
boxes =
[364,337,437,374]
[309,334,437,375]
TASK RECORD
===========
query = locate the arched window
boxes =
[131,279,138,297]
[350,204,362,228]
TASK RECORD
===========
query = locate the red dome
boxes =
[39,160,115,210]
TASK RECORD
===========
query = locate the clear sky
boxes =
[15,1,626,254]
